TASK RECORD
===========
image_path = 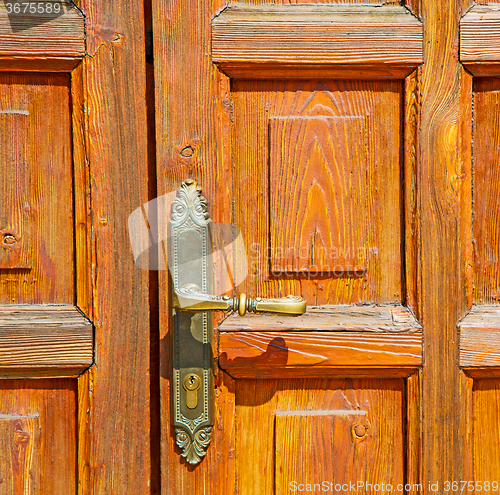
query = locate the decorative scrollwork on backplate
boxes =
[170,179,209,224]
[175,426,213,465]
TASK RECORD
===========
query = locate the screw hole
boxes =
[353,424,368,438]
[2,234,17,246]
[180,146,195,158]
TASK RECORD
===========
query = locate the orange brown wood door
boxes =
[2,0,500,494]
[0,0,152,494]
[153,0,500,493]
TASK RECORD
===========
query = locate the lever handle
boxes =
[173,283,306,316]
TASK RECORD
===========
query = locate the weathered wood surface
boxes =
[237,378,404,495]
[419,0,473,487]
[232,79,403,306]
[212,6,423,79]
[0,379,77,494]
[472,78,500,305]
[219,305,421,333]
[461,6,500,75]
[153,0,236,491]
[0,2,84,59]
[459,307,500,367]
[0,305,92,374]
[472,379,500,486]
[0,306,91,375]
[219,331,422,377]
[81,0,152,490]
[269,116,368,275]
[0,73,74,305]
[404,69,420,316]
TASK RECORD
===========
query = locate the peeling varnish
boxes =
[275,409,366,416]
[0,110,29,115]
[0,413,39,419]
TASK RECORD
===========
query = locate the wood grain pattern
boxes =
[0,379,77,494]
[406,371,422,494]
[238,0,400,4]
[459,306,500,367]
[0,2,84,60]
[82,0,151,490]
[0,415,39,495]
[232,80,402,306]
[219,305,421,333]
[472,78,500,305]
[152,0,235,491]
[419,0,472,485]
[219,331,422,377]
[212,6,423,79]
[0,73,74,305]
[460,6,500,75]
[0,305,92,376]
[404,69,420,316]
[236,378,404,495]
[472,379,500,487]
[269,116,367,275]
[275,411,372,494]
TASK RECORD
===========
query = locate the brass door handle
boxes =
[169,179,306,465]
[173,283,306,316]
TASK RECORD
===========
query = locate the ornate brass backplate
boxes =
[169,179,214,465]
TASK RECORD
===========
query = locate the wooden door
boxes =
[3,0,500,494]
[152,0,500,493]
[0,0,153,494]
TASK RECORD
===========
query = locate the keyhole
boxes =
[183,373,201,409]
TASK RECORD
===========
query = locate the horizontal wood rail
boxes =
[218,305,422,378]
[460,6,500,76]
[0,305,93,378]
[459,306,500,376]
[211,6,423,79]
[0,1,85,71]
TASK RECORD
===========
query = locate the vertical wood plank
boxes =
[419,0,473,485]
[152,0,233,492]
[406,371,422,494]
[404,69,421,316]
[81,0,151,491]
[72,62,94,319]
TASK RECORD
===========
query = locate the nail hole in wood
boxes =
[2,234,17,246]
[180,146,195,158]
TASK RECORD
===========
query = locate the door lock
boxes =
[183,373,201,409]
[169,179,306,465]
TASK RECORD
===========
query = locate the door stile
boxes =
[77,0,152,491]
[419,0,474,487]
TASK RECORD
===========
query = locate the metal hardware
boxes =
[173,284,306,316]
[169,179,306,465]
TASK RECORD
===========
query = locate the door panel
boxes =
[0,379,77,495]
[459,9,500,487]
[237,378,404,495]
[0,0,153,493]
[155,0,424,491]
[231,79,402,305]
[0,74,74,304]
